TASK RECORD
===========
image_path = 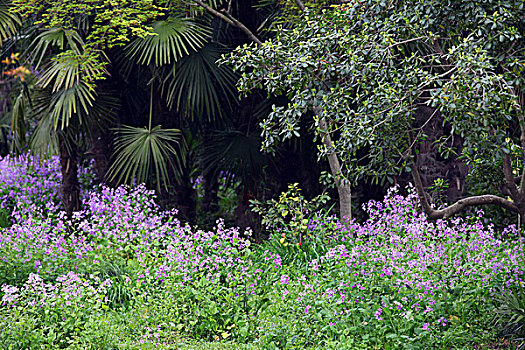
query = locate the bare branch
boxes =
[384,36,429,49]
[191,0,263,46]
[192,1,234,25]
[406,107,440,153]
[516,91,525,193]
[219,9,263,46]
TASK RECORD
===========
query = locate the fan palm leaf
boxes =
[107,81,185,191]
[126,17,209,66]
[27,27,109,130]
[0,0,19,44]
[30,27,84,68]
[30,85,119,154]
[29,111,59,154]
[9,88,27,153]
[164,43,238,120]
[106,125,186,191]
[37,49,107,93]
[86,89,120,127]
[48,82,96,130]
[0,111,10,144]
[493,285,525,342]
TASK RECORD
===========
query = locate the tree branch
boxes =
[192,1,234,25]
[295,0,306,11]
[219,9,263,46]
[410,162,520,219]
[409,162,437,216]
[517,91,525,193]
[191,0,263,46]
[409,126,520,219]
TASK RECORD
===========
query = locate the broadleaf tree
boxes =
[224,0,525,220]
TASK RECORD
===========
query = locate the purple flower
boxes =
[280,274,290,285]
[305,305,311,313]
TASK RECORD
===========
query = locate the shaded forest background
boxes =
[0,0,523,236]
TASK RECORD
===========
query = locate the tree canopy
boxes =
[225,0,525,219]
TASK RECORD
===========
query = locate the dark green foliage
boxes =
[494,285,525,347]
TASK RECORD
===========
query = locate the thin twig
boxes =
[192,0,234,25]
[507,88,525,194]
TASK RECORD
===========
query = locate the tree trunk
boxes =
[59,132,81,218]
[85,132,113,184]
[318,116,352,221]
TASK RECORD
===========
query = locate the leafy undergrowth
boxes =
[0,155,524,349]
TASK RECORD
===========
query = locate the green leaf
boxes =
[0,0,19,44]
[107,124,187,191]
[164,43,238,121]
[126,18,209,66]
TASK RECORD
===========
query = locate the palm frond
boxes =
[494,285,525,340]
[38,49,107,92]
[29,112,59,155]
[0,110,9,129]
[10,88,28,153]
[29,85,118,154]
[0,0,19,45]
[202,129,268,188]
[164,43,238,121]
[30,28,84,68]
[126,17,209,66]
[87,89,120,128]
[39,56,81,92]
[0,111,10,144]
[47,82,96,130]
[107,125,186,191]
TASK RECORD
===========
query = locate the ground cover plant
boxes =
[0,155,524,349]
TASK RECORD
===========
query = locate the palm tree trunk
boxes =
[59,132,81,218]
